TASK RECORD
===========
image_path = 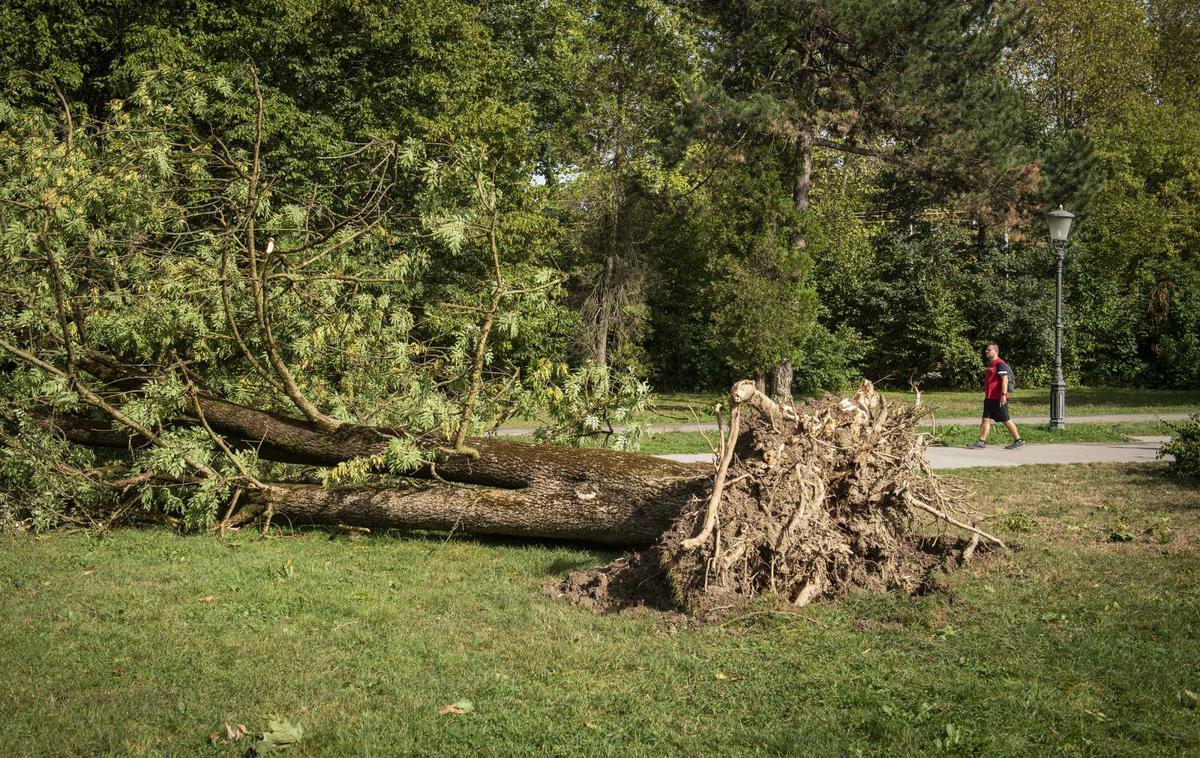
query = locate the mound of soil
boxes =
[553,381,1001,619]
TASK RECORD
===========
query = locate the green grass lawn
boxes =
[1,464,1199,755]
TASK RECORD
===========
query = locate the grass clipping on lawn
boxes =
[555,380,1005,619]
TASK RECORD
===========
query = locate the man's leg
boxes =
[1003,420,1020,440]
[979,417,992,441]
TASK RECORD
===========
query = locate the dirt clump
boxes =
[555,380,1002,620]
[549,550,678,614]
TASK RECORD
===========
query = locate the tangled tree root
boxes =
[553,379,1004,619]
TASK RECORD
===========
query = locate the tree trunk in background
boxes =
[594,247,614,369]
[592,151,625,371]
[793,124,813,213]
[771,359,794,406]
[769,124,814,407]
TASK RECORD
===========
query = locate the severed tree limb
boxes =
[219,486,243,537]
[452,189,503,454]
[40,214,77,376]
[218,243,286,395]
[253,237,342,432]
[241,66,340,433]
[183,372,265,490]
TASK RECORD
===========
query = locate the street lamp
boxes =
[1047,205,1075,431]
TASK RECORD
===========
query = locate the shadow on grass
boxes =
[544,555,608,576]
[258,523,623,563]
[1120,466,1200,510]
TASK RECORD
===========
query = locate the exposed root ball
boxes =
[557,380,997,619]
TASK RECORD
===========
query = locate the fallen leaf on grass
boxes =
[438,699,475,716]
[714,671,745,681]
[81,567,97,575]
[1180,690,1198,709]
[246,717,304,754]
[198,595,219,602]
[111,667,124,677]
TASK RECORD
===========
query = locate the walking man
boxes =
[967,342,1024,449]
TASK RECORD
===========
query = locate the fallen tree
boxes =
[1,67,1003,615]
[20,351,709,546]
[10,346,1003,613]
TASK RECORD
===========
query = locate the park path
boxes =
[656,436,1173,470]
[492,411,1193,438]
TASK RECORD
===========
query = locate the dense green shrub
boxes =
[793,323,868,395]
[1160,413,1200,479]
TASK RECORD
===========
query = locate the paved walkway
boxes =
[493,412,1192,437]
[657,436,1173,470]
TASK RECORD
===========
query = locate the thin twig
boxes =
[910,496,1007,550]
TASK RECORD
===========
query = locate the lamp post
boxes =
[1047,206,1075,431]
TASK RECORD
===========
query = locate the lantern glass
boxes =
[1048,206,1075,242]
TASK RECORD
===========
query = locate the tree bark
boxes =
[770,359,794,407]
[793,124,814,214]
[248,474,701,546]
[240,403,712,544]
[594,247,613,370]
[55,352,713,545]
[51,392,711,546]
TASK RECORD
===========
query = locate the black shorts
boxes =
[983,399,1010,422]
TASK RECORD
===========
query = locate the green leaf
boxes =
[249,717,304,754]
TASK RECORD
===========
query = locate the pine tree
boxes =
[692,0,1037,400]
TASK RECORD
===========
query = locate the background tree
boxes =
[687,0,1037,402]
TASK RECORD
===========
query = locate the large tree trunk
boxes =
[211,400,707,545]
[60,352,712,545]
[194,395,704,487]
[248,475,701,546]
[55,390,711,546]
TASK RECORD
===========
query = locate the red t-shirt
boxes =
[984,358,1011,401]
